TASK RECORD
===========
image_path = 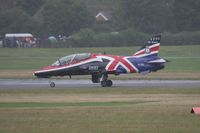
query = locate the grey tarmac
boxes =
[0,79,200,89]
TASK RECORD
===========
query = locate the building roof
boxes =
[5,33,33,38]
[95,11,112,21]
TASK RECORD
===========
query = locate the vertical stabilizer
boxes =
[133,35,161,58]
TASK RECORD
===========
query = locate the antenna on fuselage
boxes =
[58,59,62,66]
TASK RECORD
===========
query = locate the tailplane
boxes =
[133,35,161,58]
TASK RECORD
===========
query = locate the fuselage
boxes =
[34,53,165,78]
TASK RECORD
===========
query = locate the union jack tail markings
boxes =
[133,35,161,58]
[133,43,160,58]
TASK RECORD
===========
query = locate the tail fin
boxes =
[133,35,161,58]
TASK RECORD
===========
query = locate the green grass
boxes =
[1,87,200,94]
[166,58,200,71]
[0,45,200,79]
[1,105,200,133]
[0,45,199,71]
[160,45,200,57]
[0,87,200,133]
[160,45,200,72]
[0,101,146,109]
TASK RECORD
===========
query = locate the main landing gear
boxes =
[101,80,113,87]
[101,73,113,87]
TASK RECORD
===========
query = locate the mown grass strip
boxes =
[0,45,200,72]
[0,101,148,109]
[1,87,200,95]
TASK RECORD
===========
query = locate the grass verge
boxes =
[0,87,200,133]
[0,45,200,79]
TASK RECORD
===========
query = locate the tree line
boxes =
[117,0,200,33]
[0,0,200,47]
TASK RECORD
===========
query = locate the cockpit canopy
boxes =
[52,53,91,66]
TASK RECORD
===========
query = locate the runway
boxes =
[0,79,200,88]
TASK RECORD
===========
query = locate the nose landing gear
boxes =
[50,82,55,88]
[49,79,55,88]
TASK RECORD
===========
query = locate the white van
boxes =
[5,33,35,48]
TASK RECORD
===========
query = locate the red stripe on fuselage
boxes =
[34,56,95,74]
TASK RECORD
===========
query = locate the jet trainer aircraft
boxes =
[34,35,167,87]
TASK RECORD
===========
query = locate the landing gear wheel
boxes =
[101,81,107,87]
[106,80,113,87]
[100,73,113,87]
[50,82,55,88]
[101,80,113,87]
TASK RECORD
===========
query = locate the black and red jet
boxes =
[34,35,167,87]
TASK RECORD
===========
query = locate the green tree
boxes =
[0,0,18,10]
[173,0,200,31]
[42,0,94,36]
[118,0,175,33]
[72,28,95,47]
[0,9,39,35]
[17,0,45,16]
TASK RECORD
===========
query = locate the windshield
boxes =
[51,53,91,66]
[73,53,91,62]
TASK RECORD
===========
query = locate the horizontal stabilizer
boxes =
[148,59,166,64]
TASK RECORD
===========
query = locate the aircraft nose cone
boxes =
[33,69,45,78]
[33,71,39,77]
[33,68,51,78]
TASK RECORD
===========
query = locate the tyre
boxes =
[50,82,55,88]
[101,81,107,87]
[106,80,113,87]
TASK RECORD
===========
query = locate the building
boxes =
[95,11,112,22]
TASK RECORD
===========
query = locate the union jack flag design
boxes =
[97,55,138,73]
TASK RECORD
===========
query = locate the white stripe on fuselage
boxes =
[134,51,159,58]
[34,57,103,74]
[96,56,115,70]
[123,57,139,72]
[148,58,166,63]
